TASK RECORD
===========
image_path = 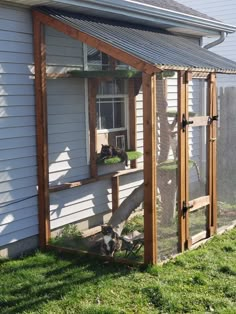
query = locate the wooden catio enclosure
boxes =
[33,7,236,265]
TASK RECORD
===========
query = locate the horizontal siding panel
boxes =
[0,84,34,96]
[0,95,34,106]
[0,225,38,247]
[0,63,33,75]
[0,126,35,139]
[0,186,38,204]
[0,146,36,161]
[0,195,37,215]
[49,158,88,173]
[0,106,35,117]
[48,104,84,115]
[47,45,83,58]
[0,30,32,43]
[48,131,86,144]
[49,150,87,163]
[0,52,33,64]
[50,193,112,220]
[0,156,36,171]
[0,5,32,22]
[0,19,32,34]
[0,205,37,226]
[47,94,85,106]
[48,114,86,126]
[0,74,34,85]
[0,176,37,193]
[0,136,35,149]
[50,205,111,230]
[0,166,37,183]
[47,79,84,94]
[0,41,32,54]
[49,168,90,185]
[48,141,85,154]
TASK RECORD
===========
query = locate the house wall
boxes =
[178,0,236,87]
[0,3,38,256]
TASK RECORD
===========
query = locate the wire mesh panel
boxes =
[217,75,236,228]
[156,73,179,261]
[188,79,208,241]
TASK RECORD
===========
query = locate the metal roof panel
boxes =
[37,7,236,73]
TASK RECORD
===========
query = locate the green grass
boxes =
[97,151,142,165]
[0,228,235,314]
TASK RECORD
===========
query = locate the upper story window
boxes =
[96,80,127,131]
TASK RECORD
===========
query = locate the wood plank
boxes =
[112,176,119,213]
[210,73,218,234]
[191,230,207,245]
[49,167,144,192]
[177,71,188,252]
[143,72,157,265]
[129,79,137,168]
[88,78,98,178]
[32,10,159,75]
[33,17,50,249]
[190,116,210,127]
[189,195,210,213]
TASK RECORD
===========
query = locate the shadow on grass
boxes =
[0,251,133,314]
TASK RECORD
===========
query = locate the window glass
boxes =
[114,99,125,128]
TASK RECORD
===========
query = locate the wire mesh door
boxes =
[184,78,214,248]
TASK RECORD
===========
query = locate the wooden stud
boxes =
[32,10,160,75]
[129,79,137,168]
[143,72,157,265]
[112,176,120,213]
[178,71,189,252]
[33,17,50,249]
[88,78,98,178]
[208,73,217,235]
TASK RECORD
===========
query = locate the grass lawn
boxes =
[0,228,235,314]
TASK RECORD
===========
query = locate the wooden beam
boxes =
[88,78,98,178]
[32,10,159,75]
[129,79,137,168]
[33,17,50,249]
[178,71,189,252]
[143,72,157,265]
[208,73,217,235]
[112,176,120,213]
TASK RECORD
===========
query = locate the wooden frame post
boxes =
[208,73,217,235]
[143,73,157,265]
[88,78,98,178]
[33,15,50,249]
[129,79,137,168]
[178,71,189,252]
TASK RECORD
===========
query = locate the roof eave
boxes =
[53,0,236,35]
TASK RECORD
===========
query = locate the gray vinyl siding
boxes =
[46,27,89,186]
[0,4,38,247]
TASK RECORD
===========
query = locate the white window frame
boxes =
[96,94,128,134]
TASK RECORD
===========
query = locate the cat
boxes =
[101,225,121,256]
[100,144,128,167]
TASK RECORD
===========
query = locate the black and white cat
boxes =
[100,144,128,167]
[101,225,121,256]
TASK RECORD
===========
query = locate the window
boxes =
[96,80,127,131]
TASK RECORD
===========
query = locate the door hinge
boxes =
[208,115,218,124]
[182,114,193,132]
[183,201,193,217]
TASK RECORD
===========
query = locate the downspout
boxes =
[203,31,227,49]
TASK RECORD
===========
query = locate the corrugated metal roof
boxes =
[37,7,236,74]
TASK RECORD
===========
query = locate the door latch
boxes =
[182,114,193,132]
[208,115,218,124]
[182,201,193,217]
